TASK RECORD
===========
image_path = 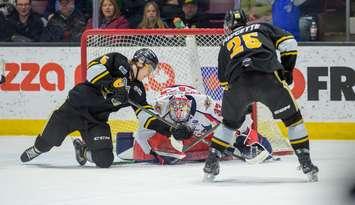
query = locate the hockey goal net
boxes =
[81,28,292,156]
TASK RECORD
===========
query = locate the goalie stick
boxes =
[182,123,220,152]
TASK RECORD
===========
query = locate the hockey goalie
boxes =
[116,85,273,164]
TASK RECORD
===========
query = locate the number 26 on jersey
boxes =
[226,32,262,59]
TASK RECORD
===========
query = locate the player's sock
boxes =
[73,138,88,166]
[20,146,42,162]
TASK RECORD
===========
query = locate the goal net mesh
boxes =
[81,29,292,155]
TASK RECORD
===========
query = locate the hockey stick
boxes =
[182,123,220,152]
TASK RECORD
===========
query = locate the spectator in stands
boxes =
[31,0,48,16]
[41,0,86,42]
[121,0,147,29]
[0,0,15,5]
[78,0,123,19]
[86,0,129,29]
[0,2,16,41]
[160,0,184,28]
[137,1,167,29]
[5,0,46,42]
[180,0,210,28]
[45,0,79,18]
[0,11,6,41]
[259,0,302,41]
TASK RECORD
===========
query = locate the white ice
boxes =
[1,137,355,205]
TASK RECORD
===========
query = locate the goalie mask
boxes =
[168,95,195,123]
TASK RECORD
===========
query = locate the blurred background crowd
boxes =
[0,0,353,43]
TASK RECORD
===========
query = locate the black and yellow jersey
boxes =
[86,52,131,91]
[218,22,298,85]
[73,52,172,135]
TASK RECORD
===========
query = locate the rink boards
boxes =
[0,45,354,139]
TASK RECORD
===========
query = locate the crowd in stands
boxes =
[0,0,214,42]
[0,0,346,42]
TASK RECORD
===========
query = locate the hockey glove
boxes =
[110,86,128,106]
[110,79,128,106]
[171,124,193,141]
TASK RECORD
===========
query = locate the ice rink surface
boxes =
[1,137,355,205]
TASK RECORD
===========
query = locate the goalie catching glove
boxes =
[170,124,193,140]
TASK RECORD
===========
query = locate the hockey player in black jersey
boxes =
[20,48,192,168]
[203,9,319,182]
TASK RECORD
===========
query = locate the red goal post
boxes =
[81,28,292,156]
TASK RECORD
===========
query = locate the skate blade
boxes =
[306,171,319,182]
[203,173,216,182]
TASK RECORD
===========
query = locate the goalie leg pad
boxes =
[116,132,134,160]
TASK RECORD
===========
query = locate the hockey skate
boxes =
[20,146,42,162]
[296,149,319,182]
[73,138,87,166]
[203,148,221,182]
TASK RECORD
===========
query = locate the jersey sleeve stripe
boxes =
[275,35,294,48]
[135,105,154,115]
[144,116,157,128]
[280,51,298,57]
[87,64,108,82]
[90,71,109,84]
[88,61,98,68]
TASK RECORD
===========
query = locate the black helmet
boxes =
[132,48,159,70]
[224,9,248,34]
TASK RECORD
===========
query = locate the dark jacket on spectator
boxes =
[86,16,129,29]
[121,0,147,28]
[160,3,184,28]
[0,12,8,41]
[6,10,45,42]
[42,9,86,42]
[183,13,210,28]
